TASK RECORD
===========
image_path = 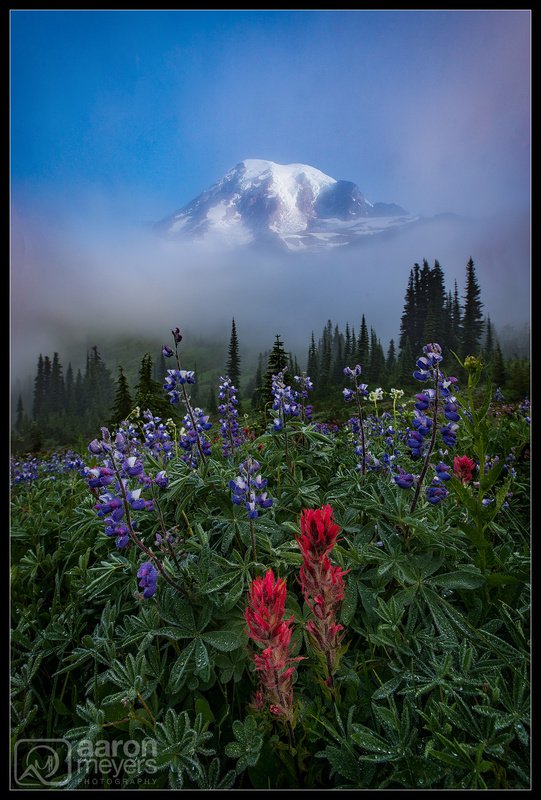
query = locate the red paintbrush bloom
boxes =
[299,505,341,560]
[245,569,287,645]
[454,455,476,484]
[296,506,348,686]
[245,570,303,723]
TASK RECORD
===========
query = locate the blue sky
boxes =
[11,9,530,221]
[10,10,531,376]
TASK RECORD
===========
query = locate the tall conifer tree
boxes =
[462,257,484,357]
[110,366,133,426]
[226,318,241,391]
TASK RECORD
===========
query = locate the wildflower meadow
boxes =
[11,328,530,790]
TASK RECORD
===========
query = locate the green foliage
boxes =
[10,365,530,789]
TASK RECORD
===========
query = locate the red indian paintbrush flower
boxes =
[454,455,476,484]
[245,569,303,722]
[297,506,348,687]
[298,504,341,559]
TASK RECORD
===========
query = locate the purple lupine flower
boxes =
[293,372,314,421]
[178,407,213,468]
[271,370,301,430]
[343,365,370,475]
[394,468,415,489]
[435,462,452,481]
[137,561,158,598]
[109,522,130,549]
[122,456,144,477]
[440,422,458,448]
[414,392,431,411]
[218,377,244,457]
[444,399,460,422]
[88,438,105,455]
[87,467,115,489]
[162,345,174,358]
[439,375,459,398]
[142,411,173,461]
[229,457,273,520]
[171,327,182,344]
[407,430,425,458]
[412,409,432,437]
[426,484,449,504]
[155,470,168,488]
[413,344,443,382]
[95,492,124,519]
[163,369,196,404]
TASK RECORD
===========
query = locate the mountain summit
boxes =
[156,159,417,251]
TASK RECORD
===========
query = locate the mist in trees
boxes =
[11,256,529,453]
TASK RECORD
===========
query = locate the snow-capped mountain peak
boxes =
[156,159,416,251]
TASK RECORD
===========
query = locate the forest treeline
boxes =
[12,258,530,451]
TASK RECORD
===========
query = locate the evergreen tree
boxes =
[33,354,44,420]
[207,385,218,415]
[443,291,454,354]
[226,318,241,391]
[84,346,115,427]
[134,353,170,417]
[416,260,432,347]
[452,280,462,353]
[290,354,298,376]
[41,356,52,417]
[306,332,319,383]
[423,260,446,345]
[356,315,370,368]
[461,257,484,357]
[153,351,167,383]
[318,322,333,391]
[344,323,352,364]
[74,369,85,416]
[491,340,507,388]
[287,352,295,377]
[399,269,416,352]
[386,339,397,375]
[110,366,133,426]
[399,269,415,350]
[15,395,24,432]
[332,325,344,383]
[65,363,74,414]
[251,353,265,409]
[262,335,288,405]
[368,328,385,385]
[483,316,495,362]
[50,352,65,414]
[396,338,415,386]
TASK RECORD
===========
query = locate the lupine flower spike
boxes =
[230,457,273,561]
[343,365,369,475]
[407,343,460,512]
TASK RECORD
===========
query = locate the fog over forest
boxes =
[11,202,530,388]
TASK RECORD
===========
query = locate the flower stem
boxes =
[249,517,258,563]
[111,457,192,598]
[354,378,367,476]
